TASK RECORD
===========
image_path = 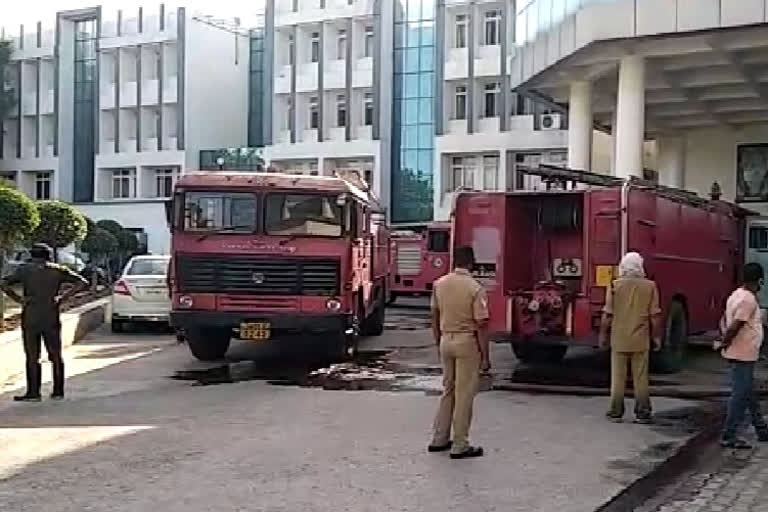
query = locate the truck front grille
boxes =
[177,255,340,296]
[396,246,422,276]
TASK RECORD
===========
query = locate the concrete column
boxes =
[497,150,507,191]
[609,108,617,175]
[614,55,646,178]
[657,136,686,189]
[567,80,592,171]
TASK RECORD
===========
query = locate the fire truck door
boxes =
[626,189,657,277]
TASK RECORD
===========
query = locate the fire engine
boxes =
[389,222,451,303]
[453,166,751,373]
[167,171,390,361]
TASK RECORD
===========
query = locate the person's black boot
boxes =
[51,361,65,400]
[14,362,42,402]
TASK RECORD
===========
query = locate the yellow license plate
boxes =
[239,322,271,340]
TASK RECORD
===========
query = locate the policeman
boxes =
[428,246,490,459]
[1,243,88,402]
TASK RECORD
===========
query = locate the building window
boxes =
[364,92,374,126]
[311,32,320,63]
[155,168,176,198]
[455,85,467,120]
[364,169,372,185]
[484,10,501,45]
[482,155,499,190]
[309,96,319,129]
[337,29,347,60]
[484,83,500,118]
[34,172,52,200]
[737,144,768,203]
[364,26,374,58]
[451,156,475,190]
[336,94,346,127]
[111,169,135,199]
[309,162,319,176]
[455,14,468,48]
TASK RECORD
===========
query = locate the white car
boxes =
[111,255,171,332]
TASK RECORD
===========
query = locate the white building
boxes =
[0,4,249,253]
[433,0,573,220]
[261,0,394,210]
[510,0,768,215]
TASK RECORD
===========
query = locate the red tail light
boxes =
[114,279,131,296]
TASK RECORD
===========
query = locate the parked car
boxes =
[5,248,85,275]
[111,255,171,333]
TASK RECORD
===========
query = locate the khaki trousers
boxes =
[432,332,481,453]
[609,350,651,419]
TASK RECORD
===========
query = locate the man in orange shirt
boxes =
[719,262,768,449]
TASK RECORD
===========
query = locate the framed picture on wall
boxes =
[737,144,768,203]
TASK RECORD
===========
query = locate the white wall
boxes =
[183,16,250,170]
[683,123,768,215]
[76,201,170,254]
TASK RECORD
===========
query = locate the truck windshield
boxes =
[184,192,257,232]
[265,193,343,237]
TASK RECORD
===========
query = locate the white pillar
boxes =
[497,150,507,191]
[657,136,685,189]
[614,55,646,179]
[609,108,618,176]
[567,81,593,171]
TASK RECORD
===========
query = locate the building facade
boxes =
[0,5,249,253]
[510,0,768,215]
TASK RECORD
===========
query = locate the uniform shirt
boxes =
[1,261,87,325]
[722,287,763,362]
[603,277,661,353]
[431,268,489,334]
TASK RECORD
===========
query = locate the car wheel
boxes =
[111,319,124,333]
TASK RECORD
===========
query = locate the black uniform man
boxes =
[1,243,88,401]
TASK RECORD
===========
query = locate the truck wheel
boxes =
[652,301,688,374]
[511,343,567,364]
[186,327,231,361]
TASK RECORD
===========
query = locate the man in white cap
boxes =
[599,252,662,424]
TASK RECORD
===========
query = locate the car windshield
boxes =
[184,192,257,232]
[127,258,169,276]
[265,194,343,237]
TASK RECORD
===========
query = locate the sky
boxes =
[3,0,265,31]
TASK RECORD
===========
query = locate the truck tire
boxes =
[363,291,386,337]
[652,301,688,374]
[387,292,397,306]
[186,327,231,361]
[511,343,568,364]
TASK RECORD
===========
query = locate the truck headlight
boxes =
[179,295,193,308]
[326,299,342,311]
[433,257,444,268]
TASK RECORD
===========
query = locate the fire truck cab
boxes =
[389,222,451,303]
[167,171,390,361]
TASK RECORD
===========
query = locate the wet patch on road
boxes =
[170,349,449,394]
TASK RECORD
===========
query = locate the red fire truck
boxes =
[389,222,451,303]
[453,167,750,372]
[167,171,391,361]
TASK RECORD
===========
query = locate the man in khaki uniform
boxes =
[599,252,662,423]
[428,246,490,459]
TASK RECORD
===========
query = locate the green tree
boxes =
[116,229,139,255]
[0,184,39,328]
[30,201,87,259]
[96,219,123,237]
[81,227,118,263]
[0,40,15,124]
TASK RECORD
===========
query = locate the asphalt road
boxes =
[0,302,712,512]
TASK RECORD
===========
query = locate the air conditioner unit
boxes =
[540,113,563,130]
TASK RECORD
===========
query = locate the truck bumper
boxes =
[170,311,348,334]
